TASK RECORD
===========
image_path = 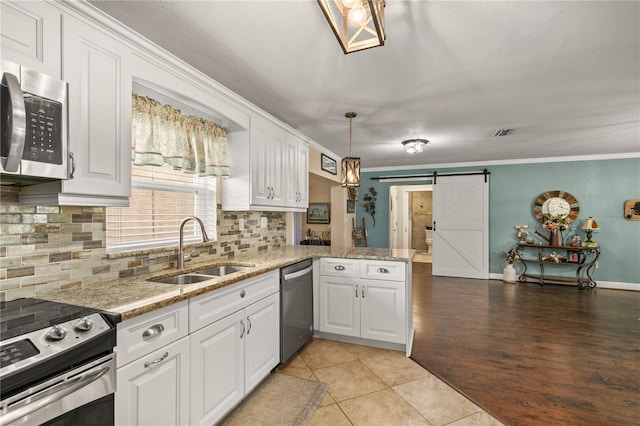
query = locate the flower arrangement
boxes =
[500,249,521,264]
[542,214,572,233]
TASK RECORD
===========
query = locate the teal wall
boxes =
[356,158,640,284]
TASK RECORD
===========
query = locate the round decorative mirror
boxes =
[533,190,579,223]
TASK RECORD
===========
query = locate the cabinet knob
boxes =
[240,290,246,298]
[142,324,165,340]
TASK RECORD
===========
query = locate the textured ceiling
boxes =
[89,0,640,169]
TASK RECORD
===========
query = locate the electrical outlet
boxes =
[260,217,268,228]
[239,218,244,231]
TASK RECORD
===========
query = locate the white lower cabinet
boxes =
[115,301,190,426]
[318,258,406,345]
[116,336,191,426]
[115,271,280,426]
[189,293,279,426]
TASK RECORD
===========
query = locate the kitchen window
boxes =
[106,163,217,252]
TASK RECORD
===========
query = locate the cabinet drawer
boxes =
[360,260,406,282]
[319,258,359,278]
[116,300,189,368]
[189,270,279,333]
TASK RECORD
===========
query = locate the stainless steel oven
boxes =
[1,60,68,184]
[0,299,120,426]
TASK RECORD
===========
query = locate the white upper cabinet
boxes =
[19,12,132,206]
[222,115,309,212]
[0,1,61,78]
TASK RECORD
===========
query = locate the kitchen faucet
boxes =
[178,216,210,269]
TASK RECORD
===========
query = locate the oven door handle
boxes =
[1,364,110,425]
[1,71,26,173]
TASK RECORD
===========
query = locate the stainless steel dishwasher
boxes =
[280,259,313,363]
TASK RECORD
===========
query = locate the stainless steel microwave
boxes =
[1,60,68,184]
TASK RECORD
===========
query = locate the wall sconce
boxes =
[402,139,428,155]
[317,0,386,54]
[341,112,360,188]
[581,217,600,246]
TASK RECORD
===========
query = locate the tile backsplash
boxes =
[0,200,285,302]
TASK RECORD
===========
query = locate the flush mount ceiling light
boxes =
[317,0,386,54]
[402,139,428,155]
[341,112,361,188]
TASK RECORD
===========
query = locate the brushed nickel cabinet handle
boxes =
[335,265,345,271]
[377,268,390,273]
[142,324,165,340]
[144,351,168,368]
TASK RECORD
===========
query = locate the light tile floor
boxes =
[277,338,504,426]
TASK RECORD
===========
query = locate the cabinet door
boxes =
[0,1,61,77]
[284,136,299,208]
[319,276,359,337]
[360,279,406,344]
[190,310,244,426]
[268,127,286,206]
[250,117,271,205]
[244,293,280,393]
[116,336,190,426]
[61,15,131,199]
[296,141,309,208]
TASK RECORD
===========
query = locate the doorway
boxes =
[389,184,433,263]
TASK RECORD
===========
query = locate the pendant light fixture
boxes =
[317,0,386,54]
[341,112,361,188]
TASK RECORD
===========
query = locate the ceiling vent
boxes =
[493,128,513,137]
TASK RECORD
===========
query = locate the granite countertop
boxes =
[40,246,415,321]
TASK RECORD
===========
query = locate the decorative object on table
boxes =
[341,112,361,188]
[581,217,600,246]
[307,203,330,224]
[499,249,521,284]
[542,213,572,247]
[624,199,640,220]
[362,186,378,226]
[569,235,581,247]
[515,225,529,240]
[346,200,356,214]
[321,153,337,175]
[533,190,580,223]
[317,0,386,55]
[542,251,566,263]
[567,250,580,263]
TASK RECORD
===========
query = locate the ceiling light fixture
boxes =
[402,139,428,155]
[341,112,361,188]
[317,0,386,54]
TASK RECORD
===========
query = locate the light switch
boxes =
[261,217,268,228]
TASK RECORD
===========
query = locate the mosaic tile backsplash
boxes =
[0,199,286,302]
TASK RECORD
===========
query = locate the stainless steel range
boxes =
[0,298,120,426]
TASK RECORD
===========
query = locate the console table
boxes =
[515,243,600,289]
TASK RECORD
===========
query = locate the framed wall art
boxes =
[307,203,330,224]
[321,154,337,175]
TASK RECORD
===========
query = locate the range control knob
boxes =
[74,317,94,332]
[45,324,68,341]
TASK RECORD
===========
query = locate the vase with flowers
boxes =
[542,214,572,247]
[499,249,521,283]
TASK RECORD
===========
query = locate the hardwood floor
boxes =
[410,262,640,426]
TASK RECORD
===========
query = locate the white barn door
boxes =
[432,174,489,279]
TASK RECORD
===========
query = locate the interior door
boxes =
[432,174,489,279]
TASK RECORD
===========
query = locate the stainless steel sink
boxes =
[153,274,213,285]
[149,264,254,285]
[195,265,253,276]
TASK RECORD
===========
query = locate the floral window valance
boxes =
[131,93,230,178]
